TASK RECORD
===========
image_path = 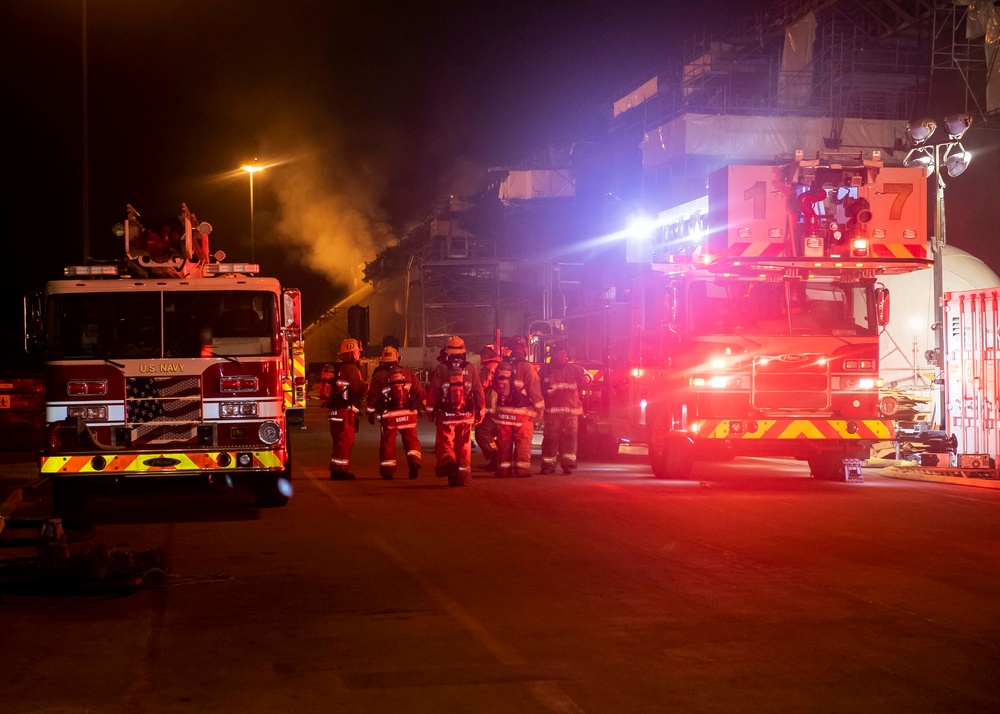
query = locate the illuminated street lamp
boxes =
[903,113,973,426]
[240,163,265,261]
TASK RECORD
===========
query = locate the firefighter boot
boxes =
[330,469,356,481]
[540,462,557,475]
[408,462,420,480]
[438,461,457,479]
[446,462,464,487]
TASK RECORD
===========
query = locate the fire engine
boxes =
[560,152,930,482]
[23,204,302,514]
[282,290,307,425]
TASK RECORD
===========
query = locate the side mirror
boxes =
[23,292,44,354]
[282,289,302,340]
[874,286,890,327]
[665,285,678,330]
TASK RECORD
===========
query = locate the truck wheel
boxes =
[52,479,92,530]
[649,418,693,480]
[254,475,290,508]
[254,451,292,508]
[809,454,846,481]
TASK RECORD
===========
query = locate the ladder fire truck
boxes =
[24,204,301,514]
[564,152,930,481]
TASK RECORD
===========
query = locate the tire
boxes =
[809,453,846,482]
[254,449,292,508]
[52,479,92,530]
[648,416,693,480]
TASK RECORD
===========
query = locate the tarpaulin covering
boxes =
[777,11,816,107]
[613,76,658,117]
[498,170,576,203]
[642,114,906,168]
[963,0,1000,114]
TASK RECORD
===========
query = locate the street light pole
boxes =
[240,163,264,262]
[903,114,973,431]
[932,146,947,428]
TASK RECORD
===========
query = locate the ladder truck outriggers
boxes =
[24,204,302,514]
[585,151,930,481]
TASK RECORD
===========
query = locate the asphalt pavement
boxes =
[5,446,1000,529]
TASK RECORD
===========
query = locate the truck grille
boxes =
[125,376,202,444]
[752,354,830,410]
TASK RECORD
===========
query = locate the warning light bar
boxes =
[205,263,260,275]
[64,265,120,277]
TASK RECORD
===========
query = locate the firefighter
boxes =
[366,346,426,480]
[475,345,502,471]
[427,336,485,487]
[321,338,368,480]
[489,335,543,478]
[538,345,589,474]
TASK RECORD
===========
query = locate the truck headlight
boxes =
[221,402,259,418]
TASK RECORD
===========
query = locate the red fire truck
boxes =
[565,152,930,481]
[281,289,307,425]
[24,204,301,514]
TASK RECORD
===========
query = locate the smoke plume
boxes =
[263,113,397,290]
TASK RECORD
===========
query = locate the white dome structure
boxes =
[879,245,1000,388]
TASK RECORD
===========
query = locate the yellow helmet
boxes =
[380,346,400,363]
[339,338,361,355]
[444,335,466,355]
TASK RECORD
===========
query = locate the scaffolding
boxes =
[613,0,991,138]
[421,259,501,353]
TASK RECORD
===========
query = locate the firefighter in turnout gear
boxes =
[427,336,485,487]
[322,338,368,480]
[475,345,502,471]
[366,346,427,480]
[538,345,589,474]
[488,336,543,478]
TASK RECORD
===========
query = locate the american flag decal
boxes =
[126,376,202,444]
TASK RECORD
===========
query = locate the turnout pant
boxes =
[541,412,579,472]
[496,419,534,477]
[328,408,357,474]
[435,419,473,484]
[379,424,422,478]
[475,415,498,465]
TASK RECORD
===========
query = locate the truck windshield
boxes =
[45,290,278,359]
[687,280,875,337]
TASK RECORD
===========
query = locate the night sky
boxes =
[3,1,998,340]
